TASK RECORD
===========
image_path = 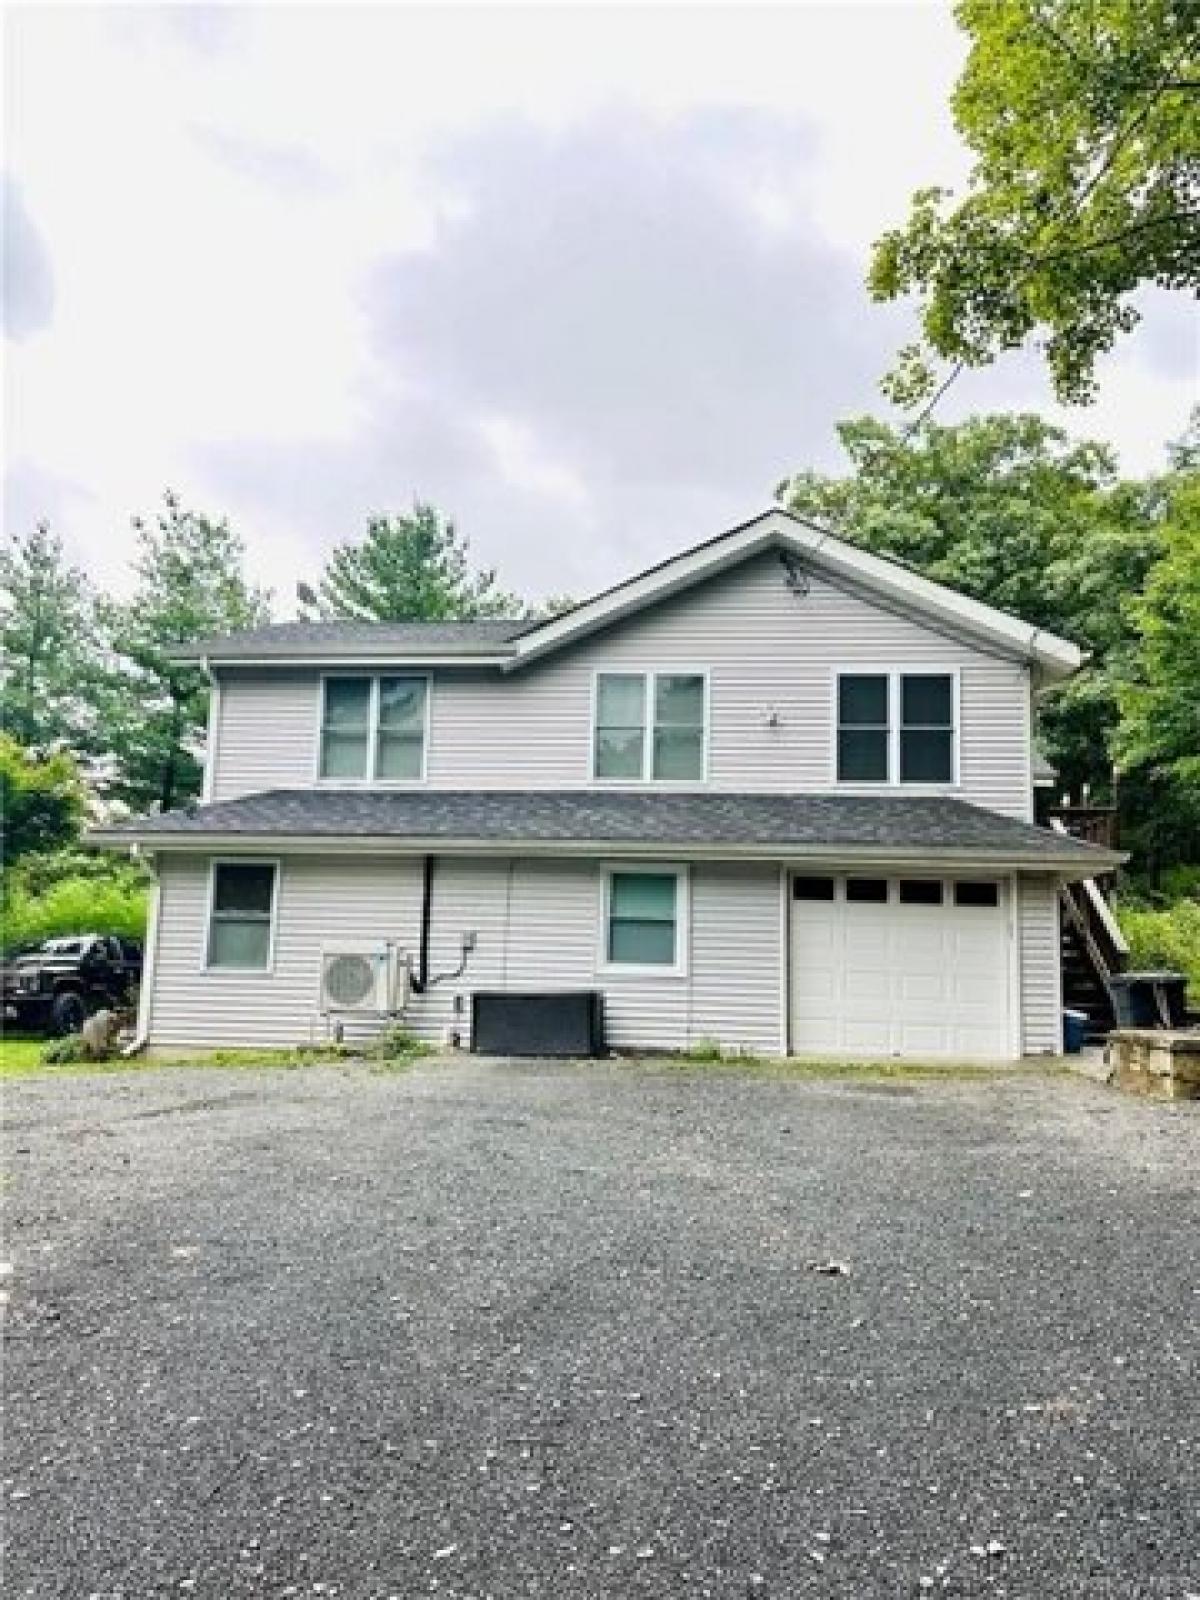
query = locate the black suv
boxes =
[1,935,143,1035]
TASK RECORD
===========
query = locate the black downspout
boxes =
[414,854,434,992]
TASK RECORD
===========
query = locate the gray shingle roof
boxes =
[171,619,526,661]
[91,789,1120,869]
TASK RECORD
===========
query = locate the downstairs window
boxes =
[602,867,688,974]
[206,861,278,970]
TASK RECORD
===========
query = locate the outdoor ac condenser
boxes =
[318,943,409,1015]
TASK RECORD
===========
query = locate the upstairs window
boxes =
[900,674,955,782]
[594,673,646,779]
[837,674,889,782]
[836,671,956,785]
[376,677,428,779]
[319,675,428,781]
[594,671,706,781]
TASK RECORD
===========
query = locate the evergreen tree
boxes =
[310,503,521,621]
[0,522,97,750]
[100,492,272,813]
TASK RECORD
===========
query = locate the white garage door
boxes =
[789,874,1012,1059]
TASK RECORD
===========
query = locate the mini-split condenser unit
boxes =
[318,942,409,1015]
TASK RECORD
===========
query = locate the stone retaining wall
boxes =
[1107,1030,1200,1102]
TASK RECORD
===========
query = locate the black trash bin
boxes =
[1108,971,1188,1030]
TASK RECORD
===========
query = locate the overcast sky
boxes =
[4,3,1196,612]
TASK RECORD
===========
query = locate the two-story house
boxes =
[93,510,1121,1061]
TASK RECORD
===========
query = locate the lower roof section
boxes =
[89,788,1122,877]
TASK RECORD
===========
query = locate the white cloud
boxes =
[3,3,1194,604]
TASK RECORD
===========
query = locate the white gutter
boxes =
[168,653,515,670]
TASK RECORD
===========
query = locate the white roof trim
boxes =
[200,653,515,670]
[506,509,1082,680]
[90,830,1121,879]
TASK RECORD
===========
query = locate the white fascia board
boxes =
[87,829,1123,879]
[506,509,1082,681]
[196,652,515,670]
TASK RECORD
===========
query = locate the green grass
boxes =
[0,1035,431,1081]
[0,1035,48,1076]
[1,1033,1061,1086]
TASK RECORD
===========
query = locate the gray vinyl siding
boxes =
[209,554,1033,818]
[148,854,421,1049]
[147,853,784,1056]
[1018,873,1062,1055]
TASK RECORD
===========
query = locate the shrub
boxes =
[0,869,149,953]
[365,1025,428,1063]
[686,1037,726,1062]
[41,1033,91,1065]
[1117,897,1200,1001]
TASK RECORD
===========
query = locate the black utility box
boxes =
[471,990,605,1057]
[1108,971,1188,1030]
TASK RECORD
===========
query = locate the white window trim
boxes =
[202,857,281,975]
[597,862,690,978]
[590,668,710,785]
[830,667,961,788]
[314,671,432,785]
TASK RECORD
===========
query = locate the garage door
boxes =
[789,874,1012,1059]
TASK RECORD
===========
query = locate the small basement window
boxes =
[207,861,278,970]
[954,880,1000,907]
[846,878,889,903]
[898,879,943,905]
[793,876,836,900]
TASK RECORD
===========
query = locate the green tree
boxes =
[778,411,1164,804]
[0,522,97,750]
[1116,456,1200,802]
[100,492,271,813]
[871,0,1200,406]
[0,736,85,866]
[309,503,521,621]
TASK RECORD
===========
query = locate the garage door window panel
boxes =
[899,879,944,905]
[955,880,1000,907]
[846,878,889,903]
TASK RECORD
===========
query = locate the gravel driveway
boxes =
[2,1056,1197,1599]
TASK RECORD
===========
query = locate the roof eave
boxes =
[87,827,1124,879]
[169,651,516,669]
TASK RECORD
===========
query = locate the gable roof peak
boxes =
[507,507,1081,681]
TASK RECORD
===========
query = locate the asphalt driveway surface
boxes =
[2,1057,1197,1600]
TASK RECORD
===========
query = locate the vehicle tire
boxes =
[50,990,87,1036]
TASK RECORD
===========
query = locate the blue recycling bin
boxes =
[1062,1009,1088,1054]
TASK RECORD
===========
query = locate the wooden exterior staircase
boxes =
[1049,813,1128,1039]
